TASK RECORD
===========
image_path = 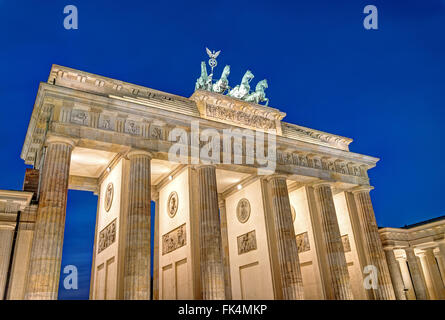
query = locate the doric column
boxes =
[196,165,225,300]
[437,242,445,286]
[419,249,445,300]
[383,248,407,300]
[123,150,152,300]
[267,175,304,300]
[434,248,445,287]
[0,227,14,299]
[405,248,428,300]
[25,135,75,300]
[218,197,232,300]
[352,186,395,300]
[438,242,445,262]
[152,191,160,300]
[396,256,415,300]
[313,182,353,300]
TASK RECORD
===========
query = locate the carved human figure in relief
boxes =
[105,183,114,212]
[228,70,254,100]
[237,198,251,223]
[167,191,178,218]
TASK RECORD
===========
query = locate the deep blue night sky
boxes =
[0,0,444,299]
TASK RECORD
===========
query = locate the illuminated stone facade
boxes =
[0,65,441,300]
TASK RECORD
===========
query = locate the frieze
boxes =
[206,104,276,130]
[237,230,257,254]
[276,151,365,178]
[98,219,116,254]
[58,105,367,179]
[162,224,186,255]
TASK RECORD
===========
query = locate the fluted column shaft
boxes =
[384,248,407,300]
[421,249,445,300]
[153,192,160,300]
[218,198,232,300]
[268,175,304,300]
[435,249,445,287]
[438,242,445,262]
[353,187,395,300]
[437,242,445,286]
[196,165,225,300]
[123,150,152,300]
[25,137,74,300]
[314,183,353,300]
[0,228,14,299]
[405,248,428,300]
[397,257,415,300]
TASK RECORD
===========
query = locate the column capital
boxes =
[192,164,216,170]
[404,247,415,253]
[310,180,334,189]
[218,194,226,208]
[45,134,76,148]
[152,191,160,202]
[350,185,374,194]
[416,250,427,258]
[263,173,288,182]
[127,149,153,159]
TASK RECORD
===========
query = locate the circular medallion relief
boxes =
[291,206,296,222]
[167,191,179,218]
[236,198,251,224]
[104,183,114,212]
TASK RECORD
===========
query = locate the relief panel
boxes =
[162,224,186,255]
[237,230,257,255]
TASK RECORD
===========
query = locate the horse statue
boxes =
[244,79,269,105]
[228,70,254,99]
[195,61,209,91]
[212,65,230,93]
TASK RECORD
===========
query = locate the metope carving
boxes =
[162,224,186,255]
[98,219,116,254]
[237,230,257,255]
[71,109,89,125]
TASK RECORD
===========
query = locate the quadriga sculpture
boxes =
[228,70,254,100]
[244,79,269,106]
[212,65,230,94]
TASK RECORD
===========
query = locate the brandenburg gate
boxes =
[4,62,398,300]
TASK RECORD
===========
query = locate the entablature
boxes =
[22,69,379,188]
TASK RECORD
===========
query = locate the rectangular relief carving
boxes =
[98,219,116,254]
[237,230,257,255]
[342,234,351,252]
[162,224,186,255]
[296,231,310,253]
